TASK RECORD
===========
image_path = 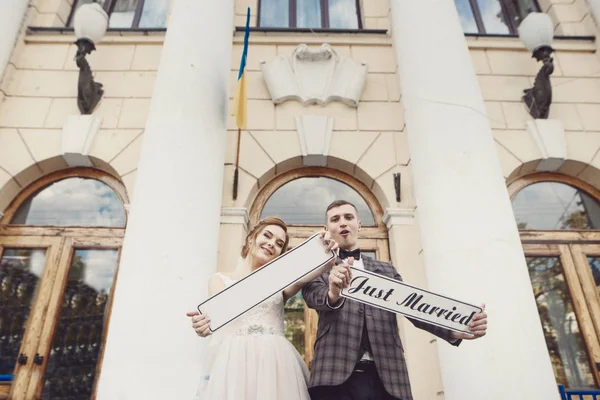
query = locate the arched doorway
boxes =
[0,169,127,400]
[509,173,600,389]
[250,167,389,368]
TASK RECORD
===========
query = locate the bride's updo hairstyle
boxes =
[241,217,290,259]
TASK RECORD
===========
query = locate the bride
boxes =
[186,217,338,400]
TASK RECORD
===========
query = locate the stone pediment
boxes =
[260,43,368,107]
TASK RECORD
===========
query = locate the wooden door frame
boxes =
[522,242,600,386]
[24,236,123,400]
[1,228,124,400]
[570,244,600,344]
[0,236,64,400]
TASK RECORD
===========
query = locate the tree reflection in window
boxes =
[0,249,46,378]
[284,292,305,357]
[10,178,126,227]
[526,257,596,388]
[512,182,600,230]
[261,177,375,226]
[42,249,119,399]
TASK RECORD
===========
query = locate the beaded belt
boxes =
[235,324,284,336]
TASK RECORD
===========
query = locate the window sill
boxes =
[27,26,167,35]
[235,27,388,35]
[232,27,391,46]
[24,26,595,52]
[465,32,595,41]
[465,33,596,52]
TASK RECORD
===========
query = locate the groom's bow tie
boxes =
[339,248,361,260]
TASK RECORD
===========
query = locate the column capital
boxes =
[382,207,416,229]
[221,207,249,230]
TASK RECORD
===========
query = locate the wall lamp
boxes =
[518,12,555,119]
[73,1,108,114]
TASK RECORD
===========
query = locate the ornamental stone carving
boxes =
[260,43,368,107]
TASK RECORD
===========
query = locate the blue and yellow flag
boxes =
[233,7,250,130]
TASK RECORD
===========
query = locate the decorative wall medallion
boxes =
[260,43,368,107]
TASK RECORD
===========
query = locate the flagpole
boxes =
[233,127,241,200]
[232,7,250,201]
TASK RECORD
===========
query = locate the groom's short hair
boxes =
[325,200,358,218]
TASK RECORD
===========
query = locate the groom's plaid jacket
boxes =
[302,256,460,400]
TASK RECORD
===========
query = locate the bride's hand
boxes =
[319,230,338,267]
[186,311,212,337]
[320,230,339,252]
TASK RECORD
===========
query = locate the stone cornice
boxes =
[382,207,416,229]
[221,207,249,230]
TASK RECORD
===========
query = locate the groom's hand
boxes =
[328,258,353,305]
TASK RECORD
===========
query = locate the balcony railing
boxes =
[559,385,600,400]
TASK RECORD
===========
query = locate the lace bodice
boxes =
[217,273,285,337]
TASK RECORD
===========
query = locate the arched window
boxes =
[512,181,600,230]
[251,168,388,367]
[0,169,127,399]
[10,177,126,227]
[260,176,375,226]
[509,174,600,388]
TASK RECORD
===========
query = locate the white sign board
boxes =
[198,233,335,332]
[341,267,481,334]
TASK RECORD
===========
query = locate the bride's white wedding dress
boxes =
[194,273,310,400]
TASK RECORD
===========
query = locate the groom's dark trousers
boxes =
[309,360,400,400]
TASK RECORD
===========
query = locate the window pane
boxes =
[526,257,596,388]
[475,0,510,34]
[139,0,170,28]
[297,0,322,28]
[506,0,538,26]
[511,182,600,230]
[362,250,376,260]
[11,178,126,227]
[42,249,119,398]
[586,257,600,298]
[0,249,47,377]
[261,177,376,226]
[454,0,479,33]
[260,0,289,28]
[328,0,359,29]
[109,0,138,28]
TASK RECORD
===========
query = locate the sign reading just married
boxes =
[342,267,482,334]
[197,233,335,332]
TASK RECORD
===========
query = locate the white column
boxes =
[587,0,600,30]
[390,1,559,399]
[0,0,28,81]
[95,0,234,398]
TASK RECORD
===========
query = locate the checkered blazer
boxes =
[302,256,460,399]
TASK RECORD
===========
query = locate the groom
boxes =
[302,200,488,400]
